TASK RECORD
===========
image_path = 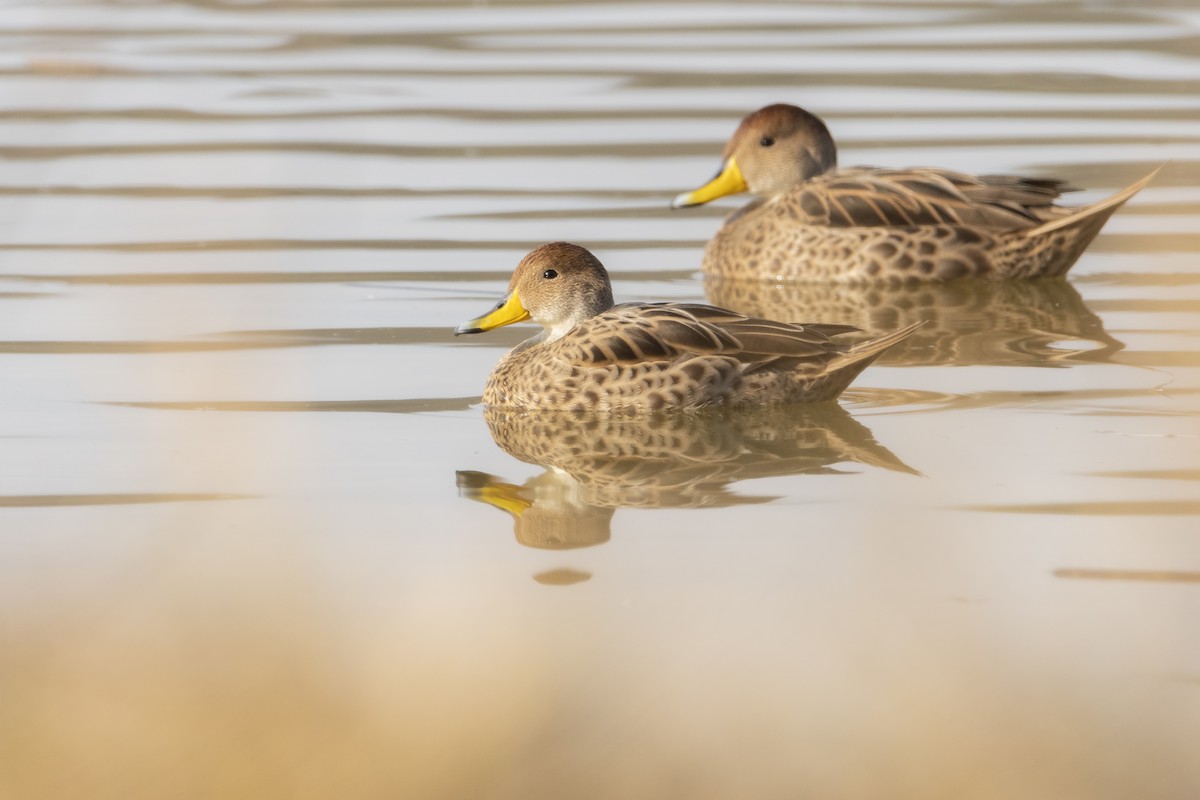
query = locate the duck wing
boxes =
[787,167,1076,230]
[558,302,857,367]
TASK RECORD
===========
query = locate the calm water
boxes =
[1,1,1198,797]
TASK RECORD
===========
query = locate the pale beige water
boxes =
[1,1,1198,798]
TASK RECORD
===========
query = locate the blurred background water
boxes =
[0,1,1198,798]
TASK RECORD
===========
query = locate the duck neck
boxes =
[514,320,577,352]
[536,282,614,345]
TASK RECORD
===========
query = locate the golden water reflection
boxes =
[458,404,916,566]
[706,276,1123,366]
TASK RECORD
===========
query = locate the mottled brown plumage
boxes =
[673,104,1161,281]
[454,242,920,411]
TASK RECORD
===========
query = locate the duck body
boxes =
[674,104,1159,282]
[455,243,919,412]
[480,300,910,412]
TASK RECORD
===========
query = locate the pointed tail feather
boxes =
[837,321,925,369]
[998,165,1163,278]
[1027,164,1163,237]
[806,321,924,402]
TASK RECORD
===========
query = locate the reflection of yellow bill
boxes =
[454,289,531,335]
[671,157,749,208]
[472,483,532,518]
[456,471,532,518]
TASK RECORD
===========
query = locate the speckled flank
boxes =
[484,349,742,411]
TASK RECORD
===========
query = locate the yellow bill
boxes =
[671,157,749,208]
[454,289,531,335]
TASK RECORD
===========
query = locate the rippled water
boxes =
[2,1,1198,798]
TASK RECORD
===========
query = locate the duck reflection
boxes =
[456,404,916,562]
[705,276,1122,366]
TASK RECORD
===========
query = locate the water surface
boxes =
[1,1,1198,798]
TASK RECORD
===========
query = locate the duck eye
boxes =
[760,136,775,147]
[542,269,558,279]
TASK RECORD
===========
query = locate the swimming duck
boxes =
[453,242,920,411]
[672,104,1160,282]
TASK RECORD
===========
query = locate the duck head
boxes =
[672,103,838,208]
[454,242,616,343]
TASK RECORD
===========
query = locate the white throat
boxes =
[543,319,578,343]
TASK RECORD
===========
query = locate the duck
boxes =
[672,103,1161,282]
[453,242,921,412]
